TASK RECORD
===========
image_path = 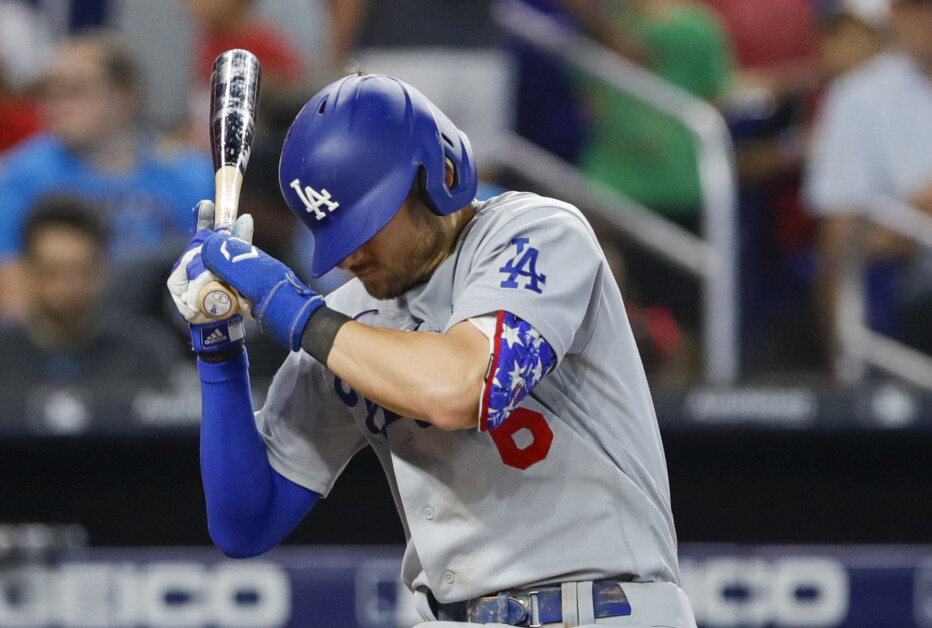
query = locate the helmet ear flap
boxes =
[417,158,464,216]
[415,165,441,215]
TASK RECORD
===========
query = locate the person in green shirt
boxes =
[580,0,733,224]
[573,0,734,380]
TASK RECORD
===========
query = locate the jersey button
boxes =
[422,506,435,520]
[442,570,455,584]
[406,433,416,446]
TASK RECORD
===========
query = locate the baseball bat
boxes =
[198,49,262,320]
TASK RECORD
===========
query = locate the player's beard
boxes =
[358,208,453,300]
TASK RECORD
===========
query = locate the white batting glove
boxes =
[167,200,254,325]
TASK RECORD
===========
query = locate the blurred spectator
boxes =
[577,0,733,224]
[576,0,733,381]
[805,0,932,369]
[0,196,179,389]
[682,0,823,374]
[699,0,819,93]
[699,0,819,186]
[183,0,309,150]
[0,0,53,91]
[0,0,52,152]
[820,0,891,78]
[328,0,512,176]
[598,234,684,375]
[0,31,213,317]
[187,0,304,88]
[0,62,42,154]
[507,0,590,164]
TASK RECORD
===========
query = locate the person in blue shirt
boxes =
[0,31,213,316]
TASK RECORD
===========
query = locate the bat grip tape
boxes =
[301,307,351,364]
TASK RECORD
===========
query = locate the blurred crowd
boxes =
[0,0,929,403]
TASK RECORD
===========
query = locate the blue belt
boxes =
[432,581,632,626]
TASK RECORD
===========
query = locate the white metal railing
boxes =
[492,0,739,383]
[836,197,932,389]
[498,135,714,277]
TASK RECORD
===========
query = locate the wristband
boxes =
[300,307,351,364]
[190,316,246,352]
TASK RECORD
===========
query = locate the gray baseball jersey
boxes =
[255,191,679,604]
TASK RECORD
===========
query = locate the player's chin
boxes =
[360,279,402,300]
[360,272,421,301]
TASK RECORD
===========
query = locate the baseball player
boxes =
[167,73,696,627]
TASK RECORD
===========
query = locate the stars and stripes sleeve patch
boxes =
[478,311,556,431]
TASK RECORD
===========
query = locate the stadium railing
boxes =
[492,0,740,384]
[836,197,932,388]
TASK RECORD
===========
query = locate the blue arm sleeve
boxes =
[197,349,319,558]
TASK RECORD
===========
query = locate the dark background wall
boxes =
[3,428,930,548]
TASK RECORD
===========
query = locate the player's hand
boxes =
[166,200,253,353]
[200,232,325,351]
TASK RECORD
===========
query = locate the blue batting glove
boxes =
[201,233,325,351]
[167,200,250,354]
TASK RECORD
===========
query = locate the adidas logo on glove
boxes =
[202,327,229,347]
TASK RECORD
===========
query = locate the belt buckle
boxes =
[523,590,541,627]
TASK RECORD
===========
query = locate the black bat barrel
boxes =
[209,49,262,174]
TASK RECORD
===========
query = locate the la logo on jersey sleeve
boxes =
[499,238,546,293]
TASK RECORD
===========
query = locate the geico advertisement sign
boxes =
[0,562,290,627]
[681,557,849,627]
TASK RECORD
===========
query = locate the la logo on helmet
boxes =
[289,179,340,220]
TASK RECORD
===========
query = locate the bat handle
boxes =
[214,164,244,231]
[198,280,240,320]
[199,164,247,320]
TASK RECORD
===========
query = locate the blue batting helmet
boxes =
[279,73,478,277]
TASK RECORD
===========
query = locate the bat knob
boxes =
[198,280,240,320]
